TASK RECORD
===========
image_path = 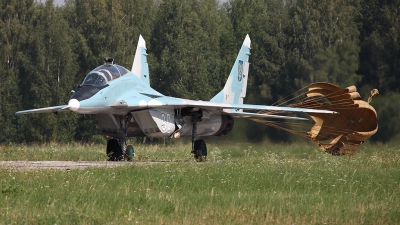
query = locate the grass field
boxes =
[0,140,399,224]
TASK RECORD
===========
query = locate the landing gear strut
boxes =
[191,111,207,161]
[106,114,133,161]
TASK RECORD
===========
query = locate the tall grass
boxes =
[0,141,399,224]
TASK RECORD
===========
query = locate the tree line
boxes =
[1,0,399,144]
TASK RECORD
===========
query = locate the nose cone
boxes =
[68,99,80,112]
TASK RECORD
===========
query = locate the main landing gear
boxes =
[193,139,207,161]
[106,139,134,161]
[106,114,134,161]
[106,110,208,162]
[106,139,122,161]
[191,110,207,162]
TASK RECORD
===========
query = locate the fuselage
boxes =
[68,63,234,139]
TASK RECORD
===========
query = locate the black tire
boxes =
[106,139,122,161]
[194,139,207,162]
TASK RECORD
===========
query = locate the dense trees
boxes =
[0,0,398,143]
[0,0,33,143]
[151,0,230,100]
[17,1,79,142]
[357,0,400,141]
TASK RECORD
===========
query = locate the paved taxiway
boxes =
[0,161,135,170]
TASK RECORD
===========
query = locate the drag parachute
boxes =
[250,82,378,156]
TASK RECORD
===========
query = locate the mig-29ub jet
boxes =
[16,34,337,161]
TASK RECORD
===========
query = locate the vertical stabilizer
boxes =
[210,34,251,112]
[131,35,150,86]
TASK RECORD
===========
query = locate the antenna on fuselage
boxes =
[104,57,114,65]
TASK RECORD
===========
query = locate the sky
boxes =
[38,0,65,6]
[53,0,64,6]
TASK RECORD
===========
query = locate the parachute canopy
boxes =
[249,82,378,156]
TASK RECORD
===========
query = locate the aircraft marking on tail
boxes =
[238,60,244,82]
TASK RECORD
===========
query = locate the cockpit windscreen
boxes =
[92,64,129,81]
[82,64,130,86]
[82,72,107,86]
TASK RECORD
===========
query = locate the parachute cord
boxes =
[247,118,372,143]
[272,84,349,108]
[259,86,365,115]
[291,92,356,109]
[248,119,313,136]
[271,85,310,106]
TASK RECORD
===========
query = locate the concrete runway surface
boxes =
[0,161,135,170]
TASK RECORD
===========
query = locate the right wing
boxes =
[115,95,337,120]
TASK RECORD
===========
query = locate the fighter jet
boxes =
[16,34,336,161]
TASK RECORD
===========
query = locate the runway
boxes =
[0,161,139,170]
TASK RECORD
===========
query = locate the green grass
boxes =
[0,141,399,224]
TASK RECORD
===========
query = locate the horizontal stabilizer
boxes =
[230,112,309,120]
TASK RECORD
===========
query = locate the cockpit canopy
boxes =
[82,64,130,86]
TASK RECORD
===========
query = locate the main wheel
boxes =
[125,145,134,161]
[193,139,207,162]
[106,139,123,161]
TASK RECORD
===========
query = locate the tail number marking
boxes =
[161,113,172,131]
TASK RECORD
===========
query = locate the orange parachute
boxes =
[250,82,378,156]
